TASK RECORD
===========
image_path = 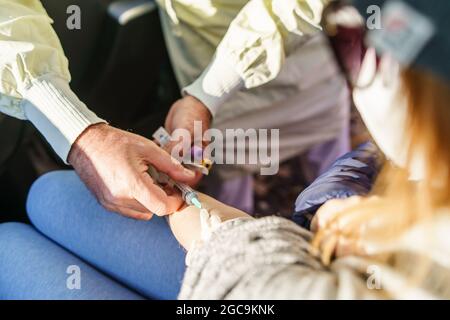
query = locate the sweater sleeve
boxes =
[178,216,379,300]
[0,0,105,162]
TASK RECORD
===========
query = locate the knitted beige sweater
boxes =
[179,215,450,299]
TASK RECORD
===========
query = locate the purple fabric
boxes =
[293,142,382,229]
[306,116,351,179]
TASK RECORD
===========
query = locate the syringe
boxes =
[172,181,203,209]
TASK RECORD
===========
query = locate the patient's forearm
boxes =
[168,193,251,251]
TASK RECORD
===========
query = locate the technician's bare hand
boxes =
[165,95,212,186]
[68,123,197,220]
[165,95,212,148]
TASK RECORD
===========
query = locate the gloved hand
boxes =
[292,142,382,229]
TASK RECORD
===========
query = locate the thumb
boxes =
[133,173,171,216]
[146,143,196,183]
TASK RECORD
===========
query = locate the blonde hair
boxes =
[312,68,450,294]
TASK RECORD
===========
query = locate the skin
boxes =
[165,95,212,144]
[165,95,212,186]
[158,96,248,250]
[67,96,211,220]
[168,191,365,253]
[311,196,377,258]
[68,123,197,220]
[168,192,251,250]
[311,196,364,233]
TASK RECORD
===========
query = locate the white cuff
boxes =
[182,54,244,117]
[21,75,106,163]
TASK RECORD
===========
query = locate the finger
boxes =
[164,136,187,158]
[189,171,203,188]
[100,201,153,221]
[316,196,363,230]
[118,198,153,214]
[130,183,183,214]
[133,173,171,216]
[162,185,185,213]
[310,215,319,233]
[101,189,153,214]
[146,143,196,183]
[315,199,347,230]
[116,206,153,221]
[166,193,185,213]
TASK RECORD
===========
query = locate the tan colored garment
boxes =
[179,214,450,299]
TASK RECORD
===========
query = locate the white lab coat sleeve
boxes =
[0,0,106,162]
[182,0,326,117]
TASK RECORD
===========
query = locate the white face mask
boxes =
[353,48,425,180]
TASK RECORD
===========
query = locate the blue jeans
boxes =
[0,171,186,300]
